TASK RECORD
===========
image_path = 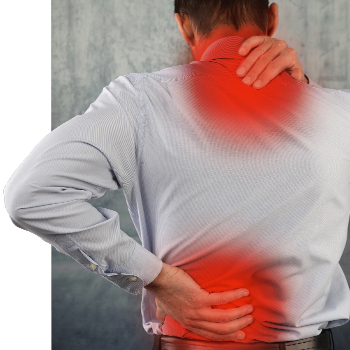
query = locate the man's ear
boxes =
[267,2,279,37]
[174,13,195,46]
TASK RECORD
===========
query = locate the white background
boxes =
[1,1,51,349]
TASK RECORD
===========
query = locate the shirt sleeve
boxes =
[3,75,163,295]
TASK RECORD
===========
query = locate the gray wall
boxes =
[52,1,350,349]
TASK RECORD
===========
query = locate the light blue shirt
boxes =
[4,36,350,342]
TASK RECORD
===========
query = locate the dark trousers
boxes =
[152,328,335,350]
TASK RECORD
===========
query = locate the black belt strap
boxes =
[152,329,332,350]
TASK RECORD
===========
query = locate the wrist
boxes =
[144,262,174,291]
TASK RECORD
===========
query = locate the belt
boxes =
[152,328,332,350]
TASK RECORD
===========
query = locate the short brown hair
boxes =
[174,0,270,39]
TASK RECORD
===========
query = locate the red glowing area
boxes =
[160,51,305,342]
[183,58,306,154]
[161,241,295,343]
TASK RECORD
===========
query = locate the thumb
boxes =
[289,68,303,81]
[155,298,167,324]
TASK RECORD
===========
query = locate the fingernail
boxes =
[237,331,245,340]
[239,47,246,55]
[236,67,246,76]
[243,290,249,296]
[246,316,254,325]
[253,80,262,87]
[242,77,251,85]
[246,306,253,313]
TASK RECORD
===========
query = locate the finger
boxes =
[187,314,254,341]
[155,299,167,323]
[204,288,249,306]
[193,304,254,323]
[155,298,168,323]
[156,308,167,324]
[289,68,303,81]
[236,38,281,78]
[238,35,270,56]
[241,43,289,86]
[238,40,288,84]
[250,49,299,89]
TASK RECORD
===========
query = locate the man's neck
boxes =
[190,25,266,61]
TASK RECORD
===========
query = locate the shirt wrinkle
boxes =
[3,35,350,342]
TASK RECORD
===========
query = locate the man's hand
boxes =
[144,262,254,341]
[236,36,308,89]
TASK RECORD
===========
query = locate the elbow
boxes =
[3,182,26,227]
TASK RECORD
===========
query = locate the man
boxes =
[3,1,349,350]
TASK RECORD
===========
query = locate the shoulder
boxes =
[318,87,350,110]
[124,62,211,87]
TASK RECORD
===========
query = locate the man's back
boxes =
[4,35,350,344]
[123,36,350,342]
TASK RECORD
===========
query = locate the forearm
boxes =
[6,183,163,295]
[144,262,177,292]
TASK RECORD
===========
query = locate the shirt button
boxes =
[128,276,138,282]
[90,263,97,271]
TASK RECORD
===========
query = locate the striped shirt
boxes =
[4,36,350,343]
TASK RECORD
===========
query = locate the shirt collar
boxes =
[200,36,247,62]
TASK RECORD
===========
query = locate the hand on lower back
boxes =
[144,262,254,341]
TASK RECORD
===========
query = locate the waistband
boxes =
[152,328,332,350]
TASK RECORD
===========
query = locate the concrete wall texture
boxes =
[51,1,350,349]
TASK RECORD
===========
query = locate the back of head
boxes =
[174,0,270,39]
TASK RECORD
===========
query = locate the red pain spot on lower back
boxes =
[162,245,292,343]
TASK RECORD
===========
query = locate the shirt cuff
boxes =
[103,242,163,294]
[39,231,163,295]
